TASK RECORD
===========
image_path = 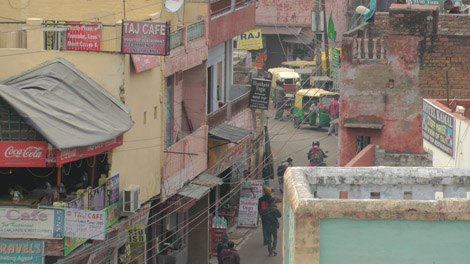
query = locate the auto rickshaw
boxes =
[292,88,339,129]
[267,67,300,102]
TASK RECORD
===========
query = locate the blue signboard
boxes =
[0,241,44,264]
[106,174,119,206]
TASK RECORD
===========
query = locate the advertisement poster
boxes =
[64,209,106,240]
[422,99,455,157]
[238,29,263,50]
[0,208,64,239]
[237,198,259,227]
[121,20,170,55]
[89,185,106,211]
[0,241,44,264]
[65,21,102,51]
[127,224,146,264]
[249,78,271,110]
[107,174,119,206]
[0,141,48,167]
[240,180,264,199]
[64,198,88,256]
[103,203,119,228]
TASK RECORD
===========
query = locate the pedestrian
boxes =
[217,232,229,264]
[261,199,282,256]
[258,186,274,246]
[444,0,461,13]
[327,94,339,136]
[277,157,293,193]
[219,241,240,264]
[274,80,286,120]
[307,141,328,167]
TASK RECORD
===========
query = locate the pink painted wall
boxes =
[183,64,207,130]
[162,125,208,199]
[339,35,424,166]
[209,4,256,48]
[344,144,375,167]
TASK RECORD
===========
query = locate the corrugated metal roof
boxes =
[209,124,252,143]
[177,184,210,200]
[192,173,223,188]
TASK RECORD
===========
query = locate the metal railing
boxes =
[187,20,204,42]
[0,22,27,48]
[170,28,183,50]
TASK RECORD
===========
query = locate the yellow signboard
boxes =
[238,29,263,50]
[127,224,146,243]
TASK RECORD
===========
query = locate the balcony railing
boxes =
[187,20,204,42]
[207,91,250,128]
[210,0,252,17]
[344,23,387,62]
[0,22,26,48]
[170,28,183,50]
[169,20,205,51]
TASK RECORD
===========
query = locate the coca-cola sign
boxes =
[0,142,48,167]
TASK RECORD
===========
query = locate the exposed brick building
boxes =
[339,4,470,166]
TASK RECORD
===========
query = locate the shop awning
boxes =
[209,124,252,143]
[0,59,133,150]
[178,183,211,200]
[283,33,314,44]
[192,173,223,188]
[257,26,301,35]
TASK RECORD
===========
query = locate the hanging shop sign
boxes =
[103,203,120,228]
[238,29,263,50]
[54,135,123,166]
[248,78,271,110]
[0,208,64,239]
[64,209,106,240]
[131,54,160,73]
[65,21,102,51]
[237,198,259,227]
[0,141,48,167]
[0,240,44,264]
[121,20,170,55]
[63,195,89,256]
[422,99,455,158]
[88,185,106,211]
[240,180,264,199]
[107,174,120,206]
[127,224,146,244]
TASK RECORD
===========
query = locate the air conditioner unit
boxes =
[122,185,141,214]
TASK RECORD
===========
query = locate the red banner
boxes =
[54,135,123,166]
[66,21,102,51]
[131,54,160,73]
[0,141,48,167]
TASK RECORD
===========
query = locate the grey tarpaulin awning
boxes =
[283,33,314,44]
[192,173,223,188]
[177,183,210,200]
[0,59,133,150]
[257,26,302,35]
[209,124,252,143]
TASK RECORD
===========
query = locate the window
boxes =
[370,192,380,199]
[339,191,348,199]
[355,136,371,154]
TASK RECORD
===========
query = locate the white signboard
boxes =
[64,209,106,240]
[0,208,64,239]
[238,198,259,227]
[240,180,264,199]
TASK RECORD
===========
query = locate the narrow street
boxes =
[236,106,339,263]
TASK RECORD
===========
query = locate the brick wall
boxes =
[375,146,432,166]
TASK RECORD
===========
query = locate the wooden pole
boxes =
[56,166,61,202]
[90,156,96,188]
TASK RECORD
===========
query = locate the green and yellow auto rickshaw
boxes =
[292,88,338,129]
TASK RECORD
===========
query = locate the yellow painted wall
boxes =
[0,48,163,201]
[0,0,163,24]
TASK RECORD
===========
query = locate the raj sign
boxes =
[238,29,263,50]
[249,78,271,110]
[122,20,170,55]
[422,99,455,157]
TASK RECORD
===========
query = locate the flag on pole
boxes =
[327,11,336,42]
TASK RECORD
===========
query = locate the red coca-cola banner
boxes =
[0,141,48,167]
[54,135,123,166]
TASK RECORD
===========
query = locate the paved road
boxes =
[237,107,339,263]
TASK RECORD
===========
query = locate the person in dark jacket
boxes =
[258,187,274,245]
[261,200,282,256]
[217,232,229,264]
[219,241,240,264]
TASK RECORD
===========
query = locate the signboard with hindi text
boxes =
[240,180,264,199]
[422,99,455,157]
[249,78,271,110]
[238,198,259,227]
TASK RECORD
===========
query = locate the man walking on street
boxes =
[274,80,286,120]
[219,241,240,264]
[328,95,339,136]
[262,200,282,256]
[259,187,274,246]
[277,157,293,194]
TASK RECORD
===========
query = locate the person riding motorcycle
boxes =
[307,141,328,166]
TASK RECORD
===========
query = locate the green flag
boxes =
[327,11,336,42]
